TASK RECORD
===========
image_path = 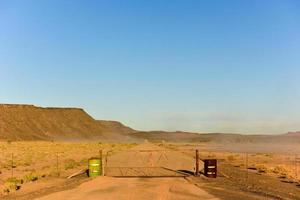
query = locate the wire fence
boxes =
[0,150,99,181]
[1,149,299,180]
[196,150,300,182]
[104,149,197,177]
[1,142,299,195]
[0,141,136,194]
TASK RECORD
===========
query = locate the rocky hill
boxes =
[0,104,134,141]
[1,104,299,143]
[97,120,136,134]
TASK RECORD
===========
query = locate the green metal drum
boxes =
[88,158,102,177]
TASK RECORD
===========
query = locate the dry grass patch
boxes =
[0,141,138,196]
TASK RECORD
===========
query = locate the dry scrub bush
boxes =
[272,165,288,175]
[4,177,22,192]
[255,164,268,173]
[23,172,38,183]
[64,159,78,170]
[0,141,138,192]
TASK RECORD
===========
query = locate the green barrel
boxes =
[88,158,102,177]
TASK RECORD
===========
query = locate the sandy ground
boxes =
[3,142,300,200]
[36,176,219,200]
[35,143,218,200]
[105,142,201,177]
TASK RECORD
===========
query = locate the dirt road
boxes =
[6,142,296,200]
[36,176,219,200]
[35,142,218,200]
[105,142,200,177]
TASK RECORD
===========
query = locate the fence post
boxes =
[11,153,14,178]
[99,149,103,176]
[245,153,248,181]
[195,149,199,176]
[56,152,59,177]
[295,154,298,180]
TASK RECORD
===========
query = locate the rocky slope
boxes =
[0,104,134,140]
[0,104,299,143]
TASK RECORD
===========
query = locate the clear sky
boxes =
[1,0,300,134]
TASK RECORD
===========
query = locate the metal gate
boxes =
[103,149,195,177]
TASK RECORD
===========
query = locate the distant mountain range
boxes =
[284,131,300,136]
[0,104,299,143]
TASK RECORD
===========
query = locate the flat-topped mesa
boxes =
[43,107,84,110]
[0,103,84,110]
[0,103,137,141]
[0,104,35,108]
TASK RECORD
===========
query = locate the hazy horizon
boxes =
[1,0,300,134]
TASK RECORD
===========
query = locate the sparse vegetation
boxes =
[0,141,299,199]
[272,165,288,176]
[255,164,268,173]
[4,177,22,191]
[64,159,78,170]
[23,172,39,182]
[0,141,137,195]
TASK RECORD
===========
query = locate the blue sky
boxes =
[1,0,300,134]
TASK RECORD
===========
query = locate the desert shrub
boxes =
[4,177,22,190]
[64,159,78,170]
[23,172,38,182]
[272,165,288,175]
[255,164,268,173]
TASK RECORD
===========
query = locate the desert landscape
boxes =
[1,1,300,199]
[1,104,300,199]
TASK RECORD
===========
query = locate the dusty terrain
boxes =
[1,103,300,199]
[2,104,300,145]
[105,142,198,177]
[0,141,137,196]
[36,177,219,200]
[1,142,300,199]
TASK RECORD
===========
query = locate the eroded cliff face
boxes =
[0,104,134,140]
[97,120,136,134]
